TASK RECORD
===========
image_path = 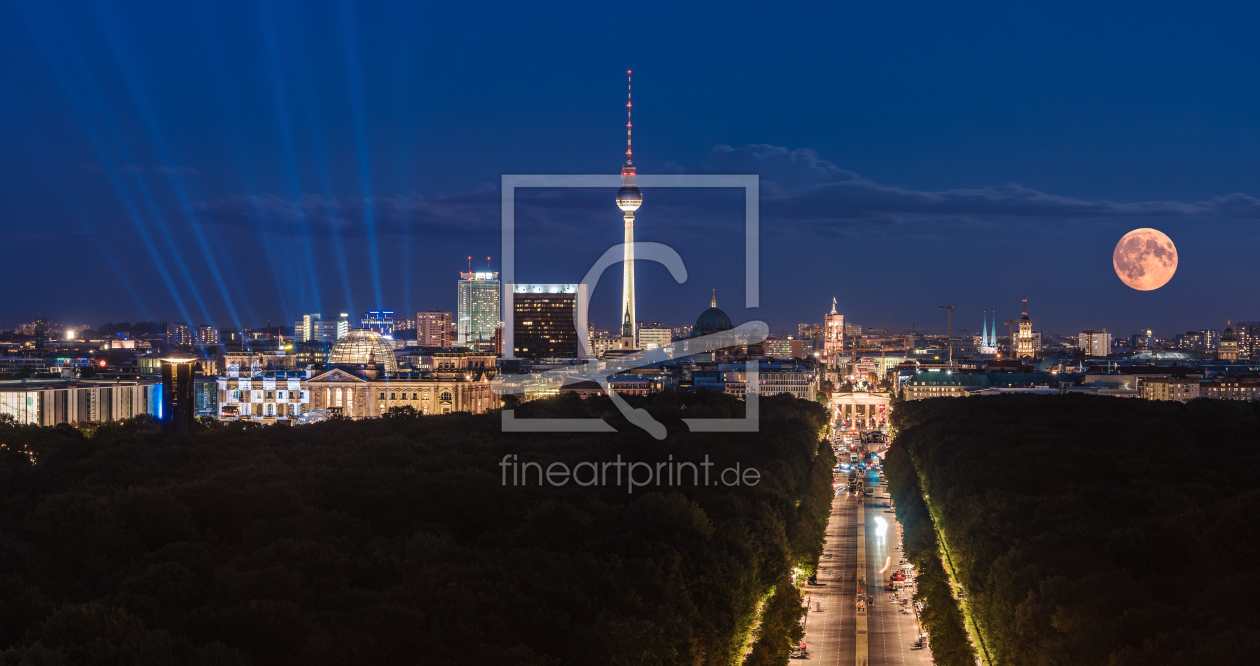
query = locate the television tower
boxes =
[615,70,643,346]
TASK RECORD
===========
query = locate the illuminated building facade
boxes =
[1079,329,1112,357]
[309,349,498,417]
[1236,321,1259,359]
[197,326,220,345]
[361,311,395,338]
[216,349,497,422]
[167,322,194,346]
[457,271,501,345]
[1218,322,1240,361]
[296,314,319,341]
[0,379,160,426]
[638,328,671,350]
[416,309,455,348]
[1016,301,1036,359]
[823,298,844,367]
[216,370,312,422]
[295,314,338,342]
[512,284,585,359]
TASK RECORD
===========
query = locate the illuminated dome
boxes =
[616,185,642,212]
[328,328,398,373]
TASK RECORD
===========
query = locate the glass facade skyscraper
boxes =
[457,271,500,346]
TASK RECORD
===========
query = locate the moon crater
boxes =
[1113,228,1177,291]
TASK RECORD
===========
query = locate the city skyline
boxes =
[4,2,1260,336]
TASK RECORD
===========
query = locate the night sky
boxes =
[3,0,1258,340]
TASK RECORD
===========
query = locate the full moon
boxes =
[1113,228,1177,291]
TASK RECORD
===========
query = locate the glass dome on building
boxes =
[327,329,398,373]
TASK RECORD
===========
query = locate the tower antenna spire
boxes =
[616,70,642,347]
[625,70,633,165]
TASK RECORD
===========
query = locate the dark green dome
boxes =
[689,291,733,338]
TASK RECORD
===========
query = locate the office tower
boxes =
[161,358,196,435]
[798,322,822,349]
[1235,322,1259,358]
[458,271,501,345]
[1079,329,1112,357]
[300,314,322,342]
[1130,329,1154,350]
[166,322,194,346]
[416,309,455,348]
[638,328,671,350]
[1174,330,1218,352]
[337,314,350,340]
[511,284,584,359]
[197,326,220,345]
[763,337,793,357]
[310,320,338,342]
[361,311,395,338]
[615,70,643,346]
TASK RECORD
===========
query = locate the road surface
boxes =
[802,446,932,665]
[801,488,858,665]
[863,479,933,666]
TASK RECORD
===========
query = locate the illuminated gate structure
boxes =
[830,391,891,431]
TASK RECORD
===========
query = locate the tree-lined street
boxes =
[802,437,932,666]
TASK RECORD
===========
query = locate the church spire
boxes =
[711,289,717,309]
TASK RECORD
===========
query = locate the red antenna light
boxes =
[467,256,471,273]
[625,70,633,165]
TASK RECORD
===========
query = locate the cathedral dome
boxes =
[689,292,733,339]
[328,329,399,373]
[1222,321,1237,341]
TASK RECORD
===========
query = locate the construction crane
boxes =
[939,305,982,365]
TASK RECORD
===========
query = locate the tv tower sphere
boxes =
[616,181,642,211]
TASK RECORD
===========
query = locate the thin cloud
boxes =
[708,144,1260,225]
[194,144,1260,239]
[193,187,503,238]
[120,164,198,175]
